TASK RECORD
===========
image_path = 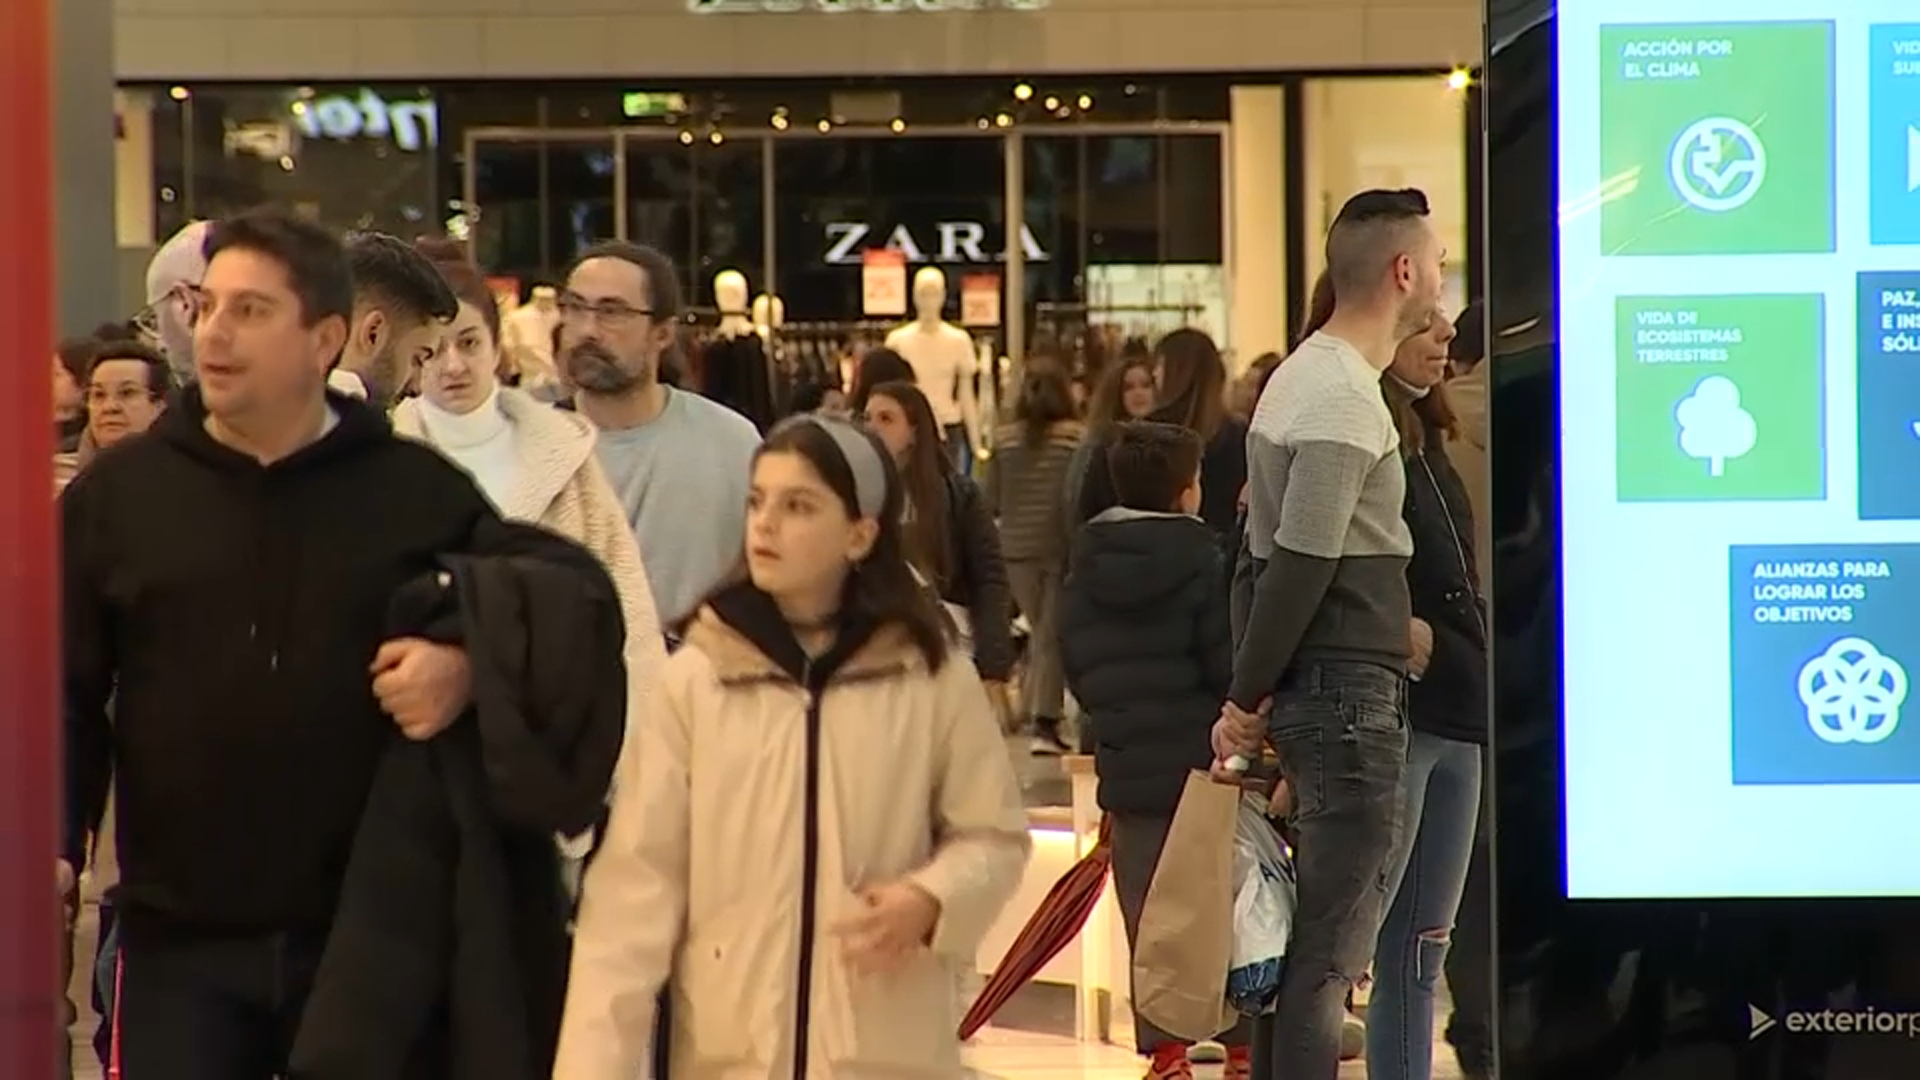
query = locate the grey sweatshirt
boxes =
[1230,332,1414,706]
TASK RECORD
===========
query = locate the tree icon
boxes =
[1676,375,1757,477]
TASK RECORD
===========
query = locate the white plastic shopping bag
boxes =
[1226,794,1295,1015]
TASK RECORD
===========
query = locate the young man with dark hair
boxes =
[60,206,502,1077]
[1059,420,1250,1080]
[338,231,459,405]
[1217,187,1446,1079]
[559,240,759,629]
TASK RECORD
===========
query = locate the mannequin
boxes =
[750,292,785,345]
[502,285,559,390]
[703,269,776,431]
[885,267,982,471]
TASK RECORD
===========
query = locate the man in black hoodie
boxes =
[59,208,496,1078]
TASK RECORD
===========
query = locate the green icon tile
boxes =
[1599,22,1835,255]
[1615,294,1825,501]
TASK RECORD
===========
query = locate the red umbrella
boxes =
[959,815,1114,1039]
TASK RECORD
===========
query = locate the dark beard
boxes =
[566,341,647,395]
[361,342,406,407]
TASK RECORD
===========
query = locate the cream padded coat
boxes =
[552,608,1032,1080]
[392,387,668,763]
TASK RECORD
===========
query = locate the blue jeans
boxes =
[1263,661,1409,1079]
[1366,731,1483,1080]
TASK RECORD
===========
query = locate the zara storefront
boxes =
[113,0,1479,368]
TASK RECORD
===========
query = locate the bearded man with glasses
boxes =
[557,242,760,631]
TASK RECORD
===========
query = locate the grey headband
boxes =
[769,414,889,520]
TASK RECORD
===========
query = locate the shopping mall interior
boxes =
[32,0,1504,1077]
[96,74,1480,1080]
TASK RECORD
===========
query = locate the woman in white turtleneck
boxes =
[393,246,667,876]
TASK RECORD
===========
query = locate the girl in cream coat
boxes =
[554,415,1031,1080]
[393,248,667,882]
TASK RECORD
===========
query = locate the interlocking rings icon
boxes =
[1797,638,1908,746]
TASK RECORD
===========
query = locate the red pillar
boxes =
[0,0,63,1073]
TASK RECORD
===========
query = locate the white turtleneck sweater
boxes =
[413,386,520,510]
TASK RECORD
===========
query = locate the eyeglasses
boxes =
[130,283,203,339]
[557,295,651,328]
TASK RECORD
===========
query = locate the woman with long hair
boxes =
[983,362,1084,753]
[860,381,1017,696]
[1076,329,1246,544]
[1062,355,1157,545]
[1367,310,1484,1080]
[847,345,917,416]
[553,415,1030,1079]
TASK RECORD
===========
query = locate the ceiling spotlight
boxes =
[994,112,1013,128]
[771,113,790,130]
[1013,83,1034,101]
[679,130,694,145]
[709,130,725,145]
[817,119,832,133]
[1447,68,1473,91]
[1077,93,1094,110]
[1043,96,1060,111]
[890,118,907,133]
[169,86,190,101]
[977,117,991,130]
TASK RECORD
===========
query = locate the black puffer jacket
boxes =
[1059,509,1231,815]
[1403,412,1488,745]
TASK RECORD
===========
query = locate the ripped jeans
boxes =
[1264,661,1408,1078]
[1366,730,1483,1080]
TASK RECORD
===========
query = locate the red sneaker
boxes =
[1145,1042,1194,1080]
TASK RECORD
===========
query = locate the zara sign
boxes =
[292,89,439,153]
[824,221,1049,265]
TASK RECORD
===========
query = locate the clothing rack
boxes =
[1030,301,1204,379]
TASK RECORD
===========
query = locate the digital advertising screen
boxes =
[1558,2,1920,898]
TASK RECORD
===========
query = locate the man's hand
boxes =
[1409,618,1434,680]
[372,637,472,741]
[57,859,75,899]
[835,880,943,977]
[1211,698,1269,760]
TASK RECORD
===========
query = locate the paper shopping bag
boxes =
[1131,770,1240,1040]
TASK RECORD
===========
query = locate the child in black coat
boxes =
[1058,421,1251,1079]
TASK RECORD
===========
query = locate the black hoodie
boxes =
[61,388,498,944]
[1058,508,1232,815]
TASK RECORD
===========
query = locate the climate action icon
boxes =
[1797,637,1908,746]
[1676,375,1757,477]
[1670,117,1767,212]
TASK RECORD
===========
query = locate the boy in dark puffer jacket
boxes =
[1058,421,1251,1080]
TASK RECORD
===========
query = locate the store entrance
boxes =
[464,130,624,285]
[463,124,1227,369]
